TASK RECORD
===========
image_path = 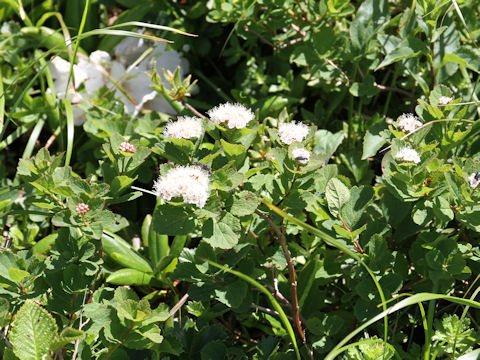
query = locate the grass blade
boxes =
[21,118,45,160]
[0,66,4,136]
[62,99,74,167]
[325,293,480,360]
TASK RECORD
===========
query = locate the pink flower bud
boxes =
[75,203,90,214]
[119,142,136,153]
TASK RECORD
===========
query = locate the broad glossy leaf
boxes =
[106,268,154,286]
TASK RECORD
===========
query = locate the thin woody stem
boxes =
[256,211,306,343]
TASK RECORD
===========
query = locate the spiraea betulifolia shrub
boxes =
[2,1,480,359]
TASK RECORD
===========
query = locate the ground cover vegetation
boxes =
[1,0,480,359]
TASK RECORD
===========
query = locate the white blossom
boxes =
[468,172,480,188]
[207,103,254,129]
[163,116,203,139]
[395,147,421,164]
[111,40,190,115]
[153,166,210,208]
[48,37,191,125]
[397,113,422,133]
[438,96,453,105]
[292,148,310,165]
[278,121,309,145]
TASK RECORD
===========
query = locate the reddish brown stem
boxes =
[257,211,306,343]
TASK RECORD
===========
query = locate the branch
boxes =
[169,293,189,318]
[256,211,306,343]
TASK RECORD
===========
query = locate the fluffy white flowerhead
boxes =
[438,96,453,105]
[395,147,421,164]
[278,121,309,145]
[207,103,254,129]
[397,113,422,133]
[468,172,480,189]
[292,148,310,165]
[153,166,210,208]
[163,116,203,139]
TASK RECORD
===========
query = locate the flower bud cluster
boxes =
[75,203,90,214]
[119,142,136,153]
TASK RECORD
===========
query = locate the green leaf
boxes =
[220,139,247,169]
[110,176,135,196]
[215,280,248,308]
[152,203,195,235]
[9,300,58,360]
[444,47,480,73]
[49,328,84,352]
[362,122,388,159]
[376,37,427,70]
[325,178,350,217]
[349,75,379,98]
[229,191,260,216]
[412,199,433,226]
[8,268,30,283]
[314,130,345,159]
[202,212,241,249]
[312,26,335,57]
[149,232,169,268]
[340,186,374,229]
[106,268,155,286]
[102,231,152,272]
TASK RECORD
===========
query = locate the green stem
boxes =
[424,282,439,360]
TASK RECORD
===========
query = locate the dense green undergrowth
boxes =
[2,0,480,359]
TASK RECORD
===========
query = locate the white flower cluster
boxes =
[278,121,309,145]
[395,147,421,164]
[163,116,203,139]
[468,172,480,189]
[438,96,453,105]
[292,148,310,165]
[153,165,210,208]
[207,103,254,129]
[397,113,422,133]
[49,36,190,125]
